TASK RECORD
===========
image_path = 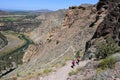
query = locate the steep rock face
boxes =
[0,32,8,49]
[93,0,120,40]
[83,0,120,59]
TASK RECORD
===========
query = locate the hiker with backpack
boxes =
[71,59,75,68]
[76,56,80,65]
[71,51,81,68]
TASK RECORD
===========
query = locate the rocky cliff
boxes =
[83,0,120,59]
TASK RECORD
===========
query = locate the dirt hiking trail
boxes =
[38,60,90,80]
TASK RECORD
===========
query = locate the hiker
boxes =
[71,59,75,68]
[76,56,80,65]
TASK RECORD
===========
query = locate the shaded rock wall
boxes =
[83,0,120,59]
[93,0,120,40]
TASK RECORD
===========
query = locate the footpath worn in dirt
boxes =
[39,60,90,80]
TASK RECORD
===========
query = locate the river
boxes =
[0,34,30,77]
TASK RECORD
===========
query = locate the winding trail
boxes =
[39,60,90,80]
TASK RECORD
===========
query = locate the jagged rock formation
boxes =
[83,0,120,59]
[0,32,8,49]
[93,0,120,40]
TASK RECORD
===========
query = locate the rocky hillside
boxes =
[30,10,67,44]
[0,32,8,49]
[68,0,120,80]
[83,0,120,59]
[2,0,120,79]
[27,5,97,66]
[1,4,102,79]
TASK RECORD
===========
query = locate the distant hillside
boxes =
[0,10,9,15]
[0,9,53,15]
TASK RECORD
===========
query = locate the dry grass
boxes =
[68,67,81,76]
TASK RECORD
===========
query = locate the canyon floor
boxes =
[0,32,24,54]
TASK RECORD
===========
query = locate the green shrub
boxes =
[69,70,78,76]
[96,37,120,59]
[75,51,80,58]
[61,61,66,66]
[99,57,115,69]
[17,73,20,77]
[68,68,81,76]
[42,68,52,74]
[96,68,102,74]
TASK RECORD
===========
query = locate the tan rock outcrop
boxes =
[22,45,38,63]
